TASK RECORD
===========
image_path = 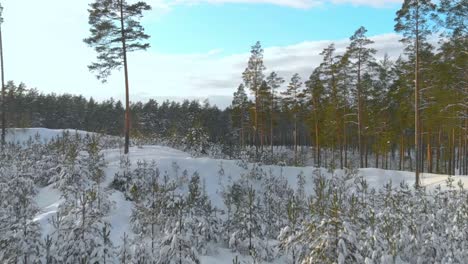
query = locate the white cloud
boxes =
[2,0,404,109]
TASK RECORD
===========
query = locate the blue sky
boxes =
[148,2,400,54]
[4,0,404,108]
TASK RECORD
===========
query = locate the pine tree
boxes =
[84,0,151,154]
[304,68,325,167]
[94,222,115,264]
[232,84,250,148]
[0,171,42,264]
[282,73,304,164]
[346,26,377,168]
[395,0,437,187]
[159,197,200,264]
[118,233,132,264]
[258,80,272,154]
[266,72,285,155]
[242,41,266,157]
[438,0,467,175]
[318,44,347,169]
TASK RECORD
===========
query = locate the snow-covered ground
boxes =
[8,128,464,263]
[33,146,467,262]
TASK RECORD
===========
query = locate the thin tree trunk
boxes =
[436,129,441,173]
[452,128,456,175]
[448,130,452,175]
[427,130,432,173]
[357,59,364,168]
[414,0,421,187]
[270,92,274,155]
[365,141,368,168]
[313,97,320,167]
[399,135,404,170]
[457,131,461,174]
[375,148,379,168]
[463,122,468,175]
[344,121,348,168]
[0,21,5,148]
[120,0,130,154]
[254,91,259,158]
[316,123,320,167]
[294,113,297,165]
[385,146,388,169]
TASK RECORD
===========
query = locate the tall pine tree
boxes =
[84,0,151,154]
[395,0,437,187]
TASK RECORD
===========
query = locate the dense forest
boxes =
[2,0,467,176]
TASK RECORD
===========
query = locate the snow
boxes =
[24,129,467,263]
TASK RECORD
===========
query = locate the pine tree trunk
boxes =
[421,124,425,173]
[120,0,131,154]
[385,147,388,169]
[313,97,320,167]
[375,149,379,168]
[436,129,441,173]
[414,1,421,187]
[241,112,245,148]
[452,128,456,175]
[255,91,259,158]
[270,94,274,155]
[357,59,364,168]
[0,21,5,148]
[399,135,404,170]
[448,130,452,175]
[457,131,461,174]
[463,125,467,175]
[294,113,297,164]
[365,141,368,168]
[344,121,348,168]
[260,103,264,154]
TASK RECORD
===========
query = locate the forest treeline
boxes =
[2,0,467,175]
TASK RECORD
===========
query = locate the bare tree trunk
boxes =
[260,103,264,154]
[463,121,468,175]
[294,113,297,164]
[344,121,348,168]
[436,129,441,173]
[399,135,404,170]
[120,0,130,154]
[421,123,424,173]
[357,59,364,168]
[414,1,421,187]
[385,146,388,169]
[452,128,456,175]
[426,130,430,173]
[312,95,321,167]
[0,21,5,148]
[365,141,368,168]
[457,131,462,174]
[240,113,245,148]
[254,92,259,158]
[270,93,274,155]
[375,148,379,168]
[448,130,452,175]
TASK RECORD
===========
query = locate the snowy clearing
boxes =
[32,136,468,263]
[2,128,467,263]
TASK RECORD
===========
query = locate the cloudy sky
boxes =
[2,0,404,108]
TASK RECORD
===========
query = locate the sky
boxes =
[2,0,405,108]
